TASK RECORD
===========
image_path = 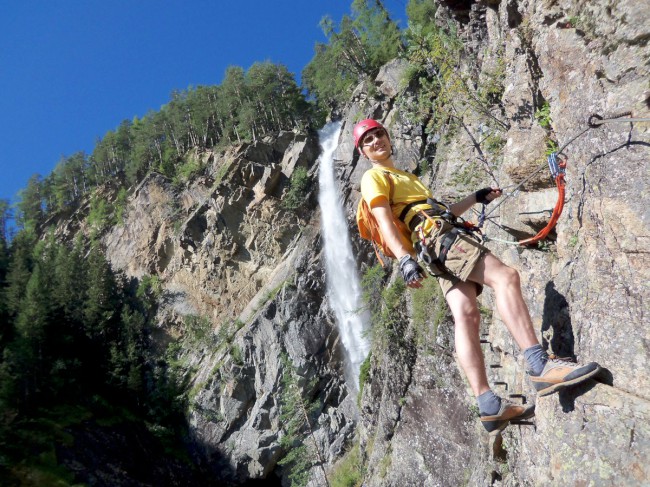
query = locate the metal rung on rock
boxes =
[507,393,529,404]
[509,420,535,426]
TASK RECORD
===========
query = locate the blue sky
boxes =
[0,0,407,209]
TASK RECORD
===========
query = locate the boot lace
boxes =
[547,354,576,365]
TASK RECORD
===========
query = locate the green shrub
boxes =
[278,354,324,487]
[282,167,311,211]
[360,264,408,350]
[173,155,204,186]
[182,315,215,348]
[114,188,128,224]
[230,344,243,366]
[360,264,386,316]
[478,51,506,103]
[535,102,552,129]
[358,352,372,404]
[330,442,364,487]
[566,16,580,28]
[411,276,445,344]
[545,138,559,156]
[87,194,115,233]
[450,162,482,188]
[136,275,163,300]
[483,132,506,159]
[214,161,232,184]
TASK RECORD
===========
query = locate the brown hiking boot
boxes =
[480,400,535,436]
[530,354,601,397]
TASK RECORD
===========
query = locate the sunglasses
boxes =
[361,129,387,147]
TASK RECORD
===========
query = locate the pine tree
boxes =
[15,175,44,231]
[302,0,403,111]
[109,306,146,396]
[3,229,37,319]
[219,66,248,144]
[406,0,438,34]
[352,0,403,68]
[82,243,120,379]
[278,354,329,487]
[10,237,59,407]
[0,200,10,326]
[52,237,87,327]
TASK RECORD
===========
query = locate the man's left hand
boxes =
[475,187,502,204]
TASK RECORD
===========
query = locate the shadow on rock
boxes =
[541,281,575,359]
[557,366,614,413]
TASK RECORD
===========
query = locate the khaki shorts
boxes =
[413,218,488,296]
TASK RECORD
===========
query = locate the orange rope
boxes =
[519,173,566,246]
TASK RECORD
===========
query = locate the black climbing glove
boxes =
[475,187,500,205]
[398,255,424,285]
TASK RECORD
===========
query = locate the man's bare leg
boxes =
[446,279,535,434]
[465,252,601,398]
[446,281,490,397]
[467,253,539,350]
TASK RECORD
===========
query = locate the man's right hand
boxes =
[399,255,425,288]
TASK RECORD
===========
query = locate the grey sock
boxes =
[477,389,501,416]
[524,344,549,376]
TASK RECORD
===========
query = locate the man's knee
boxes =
[496,265,520,288]
[453,304,481,328]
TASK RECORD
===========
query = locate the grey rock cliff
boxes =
[340,0,649,486]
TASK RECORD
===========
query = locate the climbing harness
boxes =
[478,111,650,246]
[414,206,483,275]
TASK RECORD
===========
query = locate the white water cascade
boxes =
[317,121,371,390]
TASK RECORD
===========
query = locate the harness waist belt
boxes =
[408,207,452,232]
[401,198,450,231]
[398,199,428,224]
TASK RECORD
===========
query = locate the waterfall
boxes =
[317,121,371,390]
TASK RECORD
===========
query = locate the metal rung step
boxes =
[509,420,535,426]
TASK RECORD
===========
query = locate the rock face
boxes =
[63,1,648,485]
[341,0,650,486]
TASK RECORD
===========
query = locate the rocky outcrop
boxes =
[103,133,320,324]
[97,130,363,485]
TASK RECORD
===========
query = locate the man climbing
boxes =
[353,119,602,435]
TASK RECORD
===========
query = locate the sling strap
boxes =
[417,227,462,274]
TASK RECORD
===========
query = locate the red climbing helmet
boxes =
[353,119,387,153]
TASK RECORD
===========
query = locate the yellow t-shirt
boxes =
[360,166,434,229]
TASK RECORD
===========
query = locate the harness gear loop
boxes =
[414,207,483,273]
